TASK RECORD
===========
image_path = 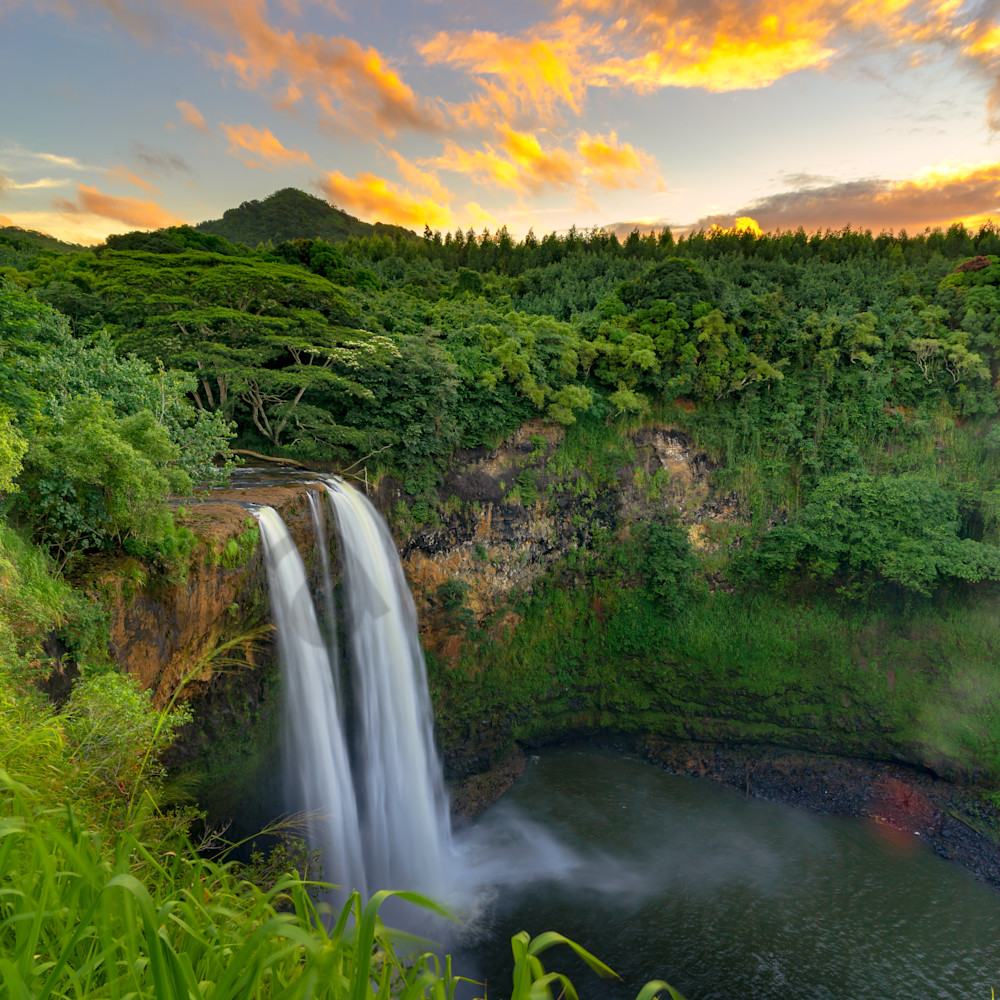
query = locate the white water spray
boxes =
[255,505,367,898]
[255,483,452,900]
[324,479,452,897]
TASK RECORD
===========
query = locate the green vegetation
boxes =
[5,190,1000,994]
[195,187,418,247]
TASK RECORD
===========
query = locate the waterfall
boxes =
[254,482,451,901]
[325,479,452,897]
[255,505,367,899]
[305,491,341,710]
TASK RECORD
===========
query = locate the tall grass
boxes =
[0,770,681,1000]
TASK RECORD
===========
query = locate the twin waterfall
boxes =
[255,479,452,902]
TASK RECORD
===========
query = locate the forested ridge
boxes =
[3,194,1000,996]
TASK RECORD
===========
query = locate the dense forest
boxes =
[3,191,1000,996]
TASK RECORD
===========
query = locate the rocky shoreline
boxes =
[450,736,1000,890]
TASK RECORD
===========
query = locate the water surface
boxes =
[458,747,1000,999]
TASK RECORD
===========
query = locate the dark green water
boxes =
[458,747,1000,1000]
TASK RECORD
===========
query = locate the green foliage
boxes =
[0,410,26,495]
[196,187,417,246]
[642,521,697,617]
[13,398,192,570]
[211,523,261,568]
[748,472,1000,598]
[61,671,191,802]
[0,669,682,1000]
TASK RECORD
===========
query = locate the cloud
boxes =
[221,122,312,169]
[317,170,453,229]
[212,7,443,135]
[131,141,192,175]
[105,165,160,194]
[0,215,12,227]
[432,129,577,196]
[33,150,87,169]
[0,172,70,193]
[577,130,662,189]
[419,16,596,126]
[54,183,183,229]
[385,149,451,205]
[420,0,1000,135]
[175,100,208,132]
[315,169,497,232]
[693,161,1000,233]
[431,127,663,204]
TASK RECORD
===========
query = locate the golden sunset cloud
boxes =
[431,131,580,197]
[317,171,453,229]
[420,17,594,124]
[220,21,443,135]
[576,130,661,188]
[54,184,183,229]
[385,150,452,205]
[696,161,1000,233]
[221,122,312,169]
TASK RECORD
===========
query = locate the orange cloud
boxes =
[419,0,1000,135]
[317,171,452,229]
[433,130,578,197]
[175,99,208,132]
[694,161,1000,233]
[385,150,451,205]
[221,122,312,169]
[218,14,443,135]
[420,16,596,125]
[54,183,183,229]
[0,215,12,227]
[36,0,442,136]
[106,165,160,194]
[577,130,661,188]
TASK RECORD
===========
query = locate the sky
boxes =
[1,0,999,245]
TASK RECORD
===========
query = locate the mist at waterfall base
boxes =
[254,481,1000,995]
[458,748,1000,999]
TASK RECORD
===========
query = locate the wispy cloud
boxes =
[174,100,208,133]
[34,150,88,169]
[317,170,452,229]
[105,165,160,194]
[54,183,183,229]
[220,122,312,169]
[693,160,1000,233]
[316,169,497,231]
[0,173,69,192]
[131,141,192,175]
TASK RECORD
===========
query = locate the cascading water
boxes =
[305,491,341,709]
[254,482,451,902]
[324,478,452,898]
[255,505,367,899]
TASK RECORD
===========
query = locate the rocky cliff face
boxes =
[380,421,739,663]
[96,422,738,815]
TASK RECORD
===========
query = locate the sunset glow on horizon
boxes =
[1,0,999,244]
